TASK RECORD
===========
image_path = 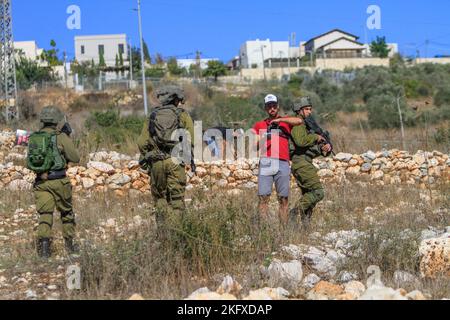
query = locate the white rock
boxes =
[344,281,366,298]
[87,161,115,174]
[318,169,334,178]
[47,285,57,290]
[267,259,303,289]
[243,287,290,300]
[107,173,131,185]
[363,151,377,161]
[406,290,426,300]
[302,273,321,289]
[303,247,337,278]
[81,178,95,189]
[339,271,358,282]
[335,153,353,162]
[216,275,242,295]
[26,289,37,300]
[358,286,407,300]
[8,180,32,191]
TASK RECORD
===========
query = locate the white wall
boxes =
[75,34,128,66]
[14,41,42,60]
[240,39,299,68]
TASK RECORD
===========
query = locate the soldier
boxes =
[137,86,194,230]
[27,106,80,258]
[289,97,332,229]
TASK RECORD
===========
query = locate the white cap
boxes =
[264,94,278,105]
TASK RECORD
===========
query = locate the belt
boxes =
[36,170,67,182]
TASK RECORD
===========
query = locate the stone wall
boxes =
[0,140,449,196]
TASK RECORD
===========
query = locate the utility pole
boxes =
[0,0,18,121]
[396,93,406,151]
[129,39,134,88]
[195,50,202,79]
[63,51,68,99]
[137,0,148,116]
[260,45,267,81]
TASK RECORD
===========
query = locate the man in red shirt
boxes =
[252,94,302,226]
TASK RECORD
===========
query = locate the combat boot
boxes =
[288,208,301,232]
[301,208,313,231]
[64,238,79,254]
[38,238,51,259]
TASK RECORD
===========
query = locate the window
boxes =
[81,45,85,54]
[98,45,105,55]
[118,44,124,55]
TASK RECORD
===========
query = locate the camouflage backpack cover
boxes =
[148,105,183,151]
[26,131,66,174]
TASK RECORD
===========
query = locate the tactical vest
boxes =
[27,131,66,174]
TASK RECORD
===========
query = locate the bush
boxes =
[366,94,416,129]
[434,87,450,107]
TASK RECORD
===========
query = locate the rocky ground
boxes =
[0,130,449,300]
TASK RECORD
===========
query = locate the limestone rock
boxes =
[419,237,450,278]
[243,287,290,300]
[267,259,303,289]
[307,281,344,300]
[87,161,115,174]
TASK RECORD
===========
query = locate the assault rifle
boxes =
[61,116,73,137]
[304,116,335,157]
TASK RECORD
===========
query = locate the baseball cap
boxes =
[264,94,278,105]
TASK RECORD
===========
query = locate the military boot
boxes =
[301,208,313,231]
[38,238,51,259]
[64,238,79,254]
[288,208,301,232]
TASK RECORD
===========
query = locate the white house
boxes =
[239,39,300,68]
[14,41,45,64]
[74,34,129,67]
[303,29,398,58]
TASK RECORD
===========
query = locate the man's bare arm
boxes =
[271,117,303,126]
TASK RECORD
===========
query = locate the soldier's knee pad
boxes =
[313,189,325,202]
[61,211,75,223]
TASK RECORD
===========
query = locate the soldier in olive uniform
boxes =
[137,86,194,229]
[290,97,331,229]
[31,106,80,258]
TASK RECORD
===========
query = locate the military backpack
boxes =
[26,131,66,174]
[148,105,183,151]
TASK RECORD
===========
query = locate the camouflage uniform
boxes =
[290,98,325,228]
[32,106,80,257]
[137,87,194,225]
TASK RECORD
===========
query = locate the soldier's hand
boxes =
[321,143,332,153]
[317,135,325,143]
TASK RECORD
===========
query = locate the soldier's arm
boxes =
[58,134,80,164]
[291,125,319,148]
[271,117,303,126]
[179,111,195,147]
[137,119,151,155]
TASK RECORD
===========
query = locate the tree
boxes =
[119,51,124,66]
[115,54,119,68]
[143,40,152,64]
[155,53,164,65]
[40,39,62,66]
[370,36,391,58]
[167,57,184,76]
[15,56,57,90]
[203,60,228,81]
[99,52,106,67]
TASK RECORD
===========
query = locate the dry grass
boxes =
[0,180,448,300]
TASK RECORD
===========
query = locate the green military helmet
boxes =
[39,106,64,125]
[156,85,185,106]
[292,96,312,113]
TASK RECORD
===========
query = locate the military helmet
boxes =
[39,106,64,125]
[292,96,312,113]
[156,85,185,105]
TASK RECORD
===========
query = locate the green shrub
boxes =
[366,94,416,129]
[434,87,450,106]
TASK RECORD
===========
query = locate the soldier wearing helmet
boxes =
[289,97,330,230]
[28,106,80,258]
[137,86,194,234]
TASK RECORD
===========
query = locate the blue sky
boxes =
[12,0,450,61]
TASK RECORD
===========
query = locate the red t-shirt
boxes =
[252,117,292,161]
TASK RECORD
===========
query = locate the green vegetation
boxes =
[203,60,228,81]
[370,36,391,58]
